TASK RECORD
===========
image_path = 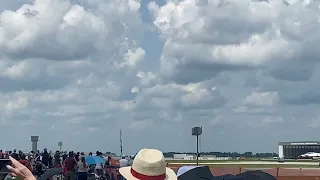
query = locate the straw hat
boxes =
[119,148,177,180]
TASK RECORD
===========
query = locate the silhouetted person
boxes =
[0,150,4,159]
[75,152,80,162]
[62,151,68,161]
[54,151,61,167]
[42,148,49,167]
[11,149,19,160]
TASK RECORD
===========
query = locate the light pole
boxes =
[120,130,123,156]
[192,127,202,165]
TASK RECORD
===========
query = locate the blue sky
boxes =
[0,0,320,155]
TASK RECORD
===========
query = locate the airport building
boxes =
[172,154,232,160]
[173,154,194,160]
[279,141,320,159]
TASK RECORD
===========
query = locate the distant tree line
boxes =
[163,152,278,158]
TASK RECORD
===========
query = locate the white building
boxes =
[173,154,194,160]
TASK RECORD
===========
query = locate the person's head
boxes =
[20,154,26,160]
[130,155,135,160]
[81,156,85,162]
[122,156,126,159]
[96,151,99,155]
[68,151,74,157]
[13,149,16,153]
[77,152,80,155]
[119,148,177,180]
[108,156,111,161]
[89,152,92,156]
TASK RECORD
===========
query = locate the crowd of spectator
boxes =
[0,149,138,180]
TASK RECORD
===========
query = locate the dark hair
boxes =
[81,156,87,168]
[20,154,26,160]
[69,151,74,157]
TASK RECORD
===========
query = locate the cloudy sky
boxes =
[1,0,320,154]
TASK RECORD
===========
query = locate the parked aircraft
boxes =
[298,152,320,159]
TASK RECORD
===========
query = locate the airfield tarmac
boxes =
[170,160,320,166]
[168,161,320,179]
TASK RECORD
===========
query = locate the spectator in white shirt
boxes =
[119,156,128,167]
[77,157,88,180]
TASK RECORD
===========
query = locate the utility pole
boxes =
[120,130,123,156]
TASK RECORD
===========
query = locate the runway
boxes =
[168,161,320,178]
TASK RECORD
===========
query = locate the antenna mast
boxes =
[120,130,123,156]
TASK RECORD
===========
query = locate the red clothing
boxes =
[64,157,77,172]
[18,160,32,171]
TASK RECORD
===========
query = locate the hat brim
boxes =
[119,166,177,180]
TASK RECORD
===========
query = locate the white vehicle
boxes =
[298,152,320,159]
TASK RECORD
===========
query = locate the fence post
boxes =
[239,167,242,174]
[276,167,279,180]
[300,167,302,176]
